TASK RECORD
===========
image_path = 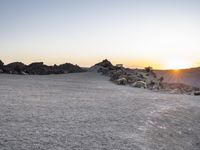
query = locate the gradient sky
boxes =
[1,0,200,69]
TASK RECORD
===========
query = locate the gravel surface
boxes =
[0,72,200,150]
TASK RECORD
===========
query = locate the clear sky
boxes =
[1,0,200,69]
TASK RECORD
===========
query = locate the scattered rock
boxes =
[91,59,200,95]
[92,59,163,90]
[110,69,126,81]
[131,81,147,88]
[126,75,141,83]
[194,91,200,96]
[115,78,127,85]
[98,67,110,75]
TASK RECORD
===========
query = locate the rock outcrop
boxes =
[0,60,85,75]
[92,59,200,95]
[0,60,3,68]
[115,78,127,85]
[89,59,116,72]
[3,62,26,74]
[25,62,63,75]
[91,59,163,90]
[95,59,113,68]
[57,63,85,73]
[0,60,4,73]
[131,81,147,88]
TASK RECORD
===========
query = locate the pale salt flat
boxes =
[0,72,200,150]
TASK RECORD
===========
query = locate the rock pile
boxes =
[25,62,64,75]
[91,59,163,90]
[0,60,86,75]
[92,59,200,96]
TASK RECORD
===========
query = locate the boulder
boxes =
[94,59,113,68]
[3,62,26,74]
[146,80,161,90]
[115,78,127,85]
[110,70,125,81]
[169,89,180,94]
[26,62,65,75]
[137,74,144,79]
[50,66,65,74]
[0,60,4,69]
[0,60,3,73]
[194,91,200,96]
[126,75,141,83]
[89,59,114,72]
[57,63,85,73]
[99,67,112,75]
[26,62,48,75]
[131,81,147,89]
[29,62,44,67]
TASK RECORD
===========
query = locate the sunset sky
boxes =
[1,0,200,69]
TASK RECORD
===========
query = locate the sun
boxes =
[163,59,193,70]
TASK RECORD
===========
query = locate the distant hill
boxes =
[155,67,200,88]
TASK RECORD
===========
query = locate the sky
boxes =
[0,0,200,69]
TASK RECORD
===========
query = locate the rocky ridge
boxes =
[91,59,200,96]
[0,60,86,75]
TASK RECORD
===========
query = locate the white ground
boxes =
[0,72,200,150]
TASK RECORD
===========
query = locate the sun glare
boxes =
[164,59,193,70]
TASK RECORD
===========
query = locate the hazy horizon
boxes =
[1,0,200,69]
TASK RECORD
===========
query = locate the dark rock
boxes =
[145,66,153,73]
[126,75,141,83]
[26,62,65,75]
[3,62,26,74]
[57,63,85,73]
[0,60,4,69]
[0,60,3,73]
[0,60,84,75]
[51,66,65,74]
[194,91,200,96]
[131,81,147,88]
[98,67,110,75]
[29,62,44,67]
[26,62,48,75]
[137,74,144,79]
[110,70,125,81]
[115,78,127,85]
[95,59,113,68]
